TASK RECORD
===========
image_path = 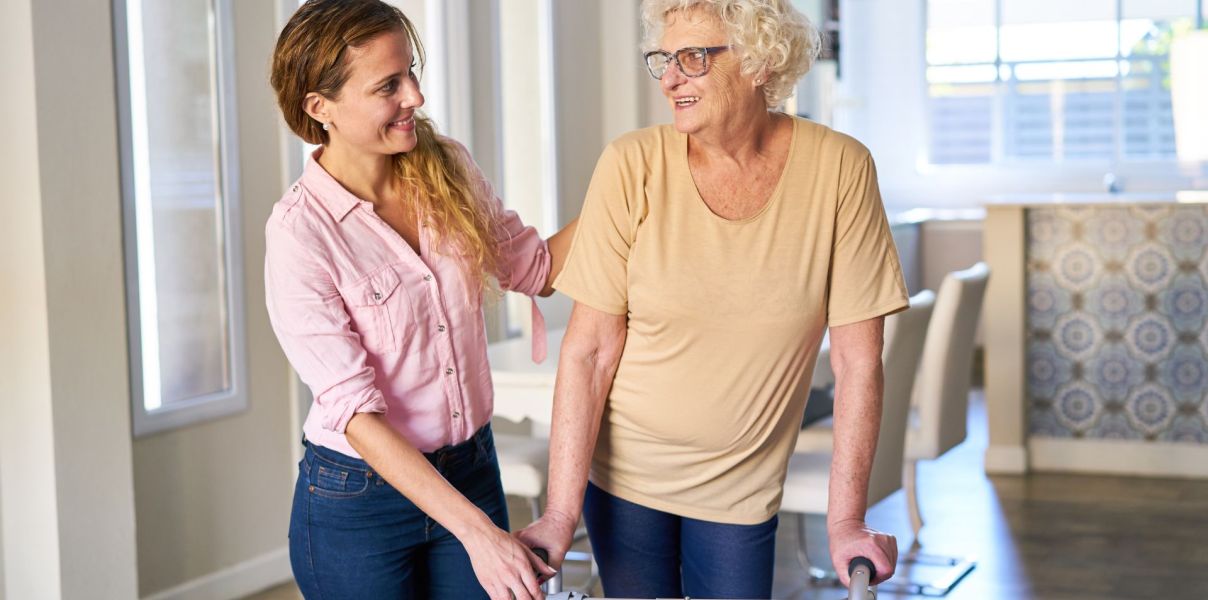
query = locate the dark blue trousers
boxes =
[583,481,779,599]
[288,425,507,599]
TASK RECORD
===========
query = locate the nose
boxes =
[660,64,687,93]
[400,78,424,110]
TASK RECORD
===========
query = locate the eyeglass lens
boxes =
[646,47,710,78]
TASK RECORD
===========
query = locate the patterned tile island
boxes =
[983,192,1208,477]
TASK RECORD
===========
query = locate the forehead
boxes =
[344,29,412,79]
[661,7,726,48]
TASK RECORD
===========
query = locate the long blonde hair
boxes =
[395,117,501,291]
[271,0,502,291]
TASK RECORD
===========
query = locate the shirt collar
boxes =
[300,147,362,221]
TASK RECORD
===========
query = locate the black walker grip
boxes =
[532,547,551,566]
[848,556,877,581]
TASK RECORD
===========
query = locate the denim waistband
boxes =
[304,424,493,472]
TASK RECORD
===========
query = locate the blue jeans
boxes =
[583,481,779,599]
[288,424,507,599]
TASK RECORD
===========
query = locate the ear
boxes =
[302,92,331,126]
[753,66,769,87]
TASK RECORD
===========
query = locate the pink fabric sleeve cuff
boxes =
[321,388,388,434]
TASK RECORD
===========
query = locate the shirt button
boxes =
[373,292,382,300]
[445,367,454,375]
[423,274,433,282]
[437,324,446,332]
[452,411,461,418]
[291,185,298,192]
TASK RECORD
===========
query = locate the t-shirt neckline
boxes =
[678,115,799,225]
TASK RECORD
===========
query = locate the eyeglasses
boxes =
[643,45,730,80]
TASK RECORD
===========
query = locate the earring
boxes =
[322,122,330,131]
[755,78,763,85]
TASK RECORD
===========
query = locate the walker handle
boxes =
[531,547,563,594]
[847,556,876,600]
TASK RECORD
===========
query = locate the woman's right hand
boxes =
[514,508,578,570]
[462,522,556,600]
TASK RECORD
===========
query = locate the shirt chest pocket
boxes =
[340,267,412,354]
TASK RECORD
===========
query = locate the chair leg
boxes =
[795,513,836,583]
[885,459,977,596]
[527,496,542,523]
[904,459,924,555]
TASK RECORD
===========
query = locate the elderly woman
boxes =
[516,0,907,597]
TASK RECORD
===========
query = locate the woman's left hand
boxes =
[827,518,897,586]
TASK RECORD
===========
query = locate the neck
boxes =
[317,140,399,205]
[688,107,780,166]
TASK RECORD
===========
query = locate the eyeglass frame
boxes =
[643,45,731,80]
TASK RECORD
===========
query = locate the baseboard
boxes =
[983,444,1027,474]
[1029,438,1208,478]
[143,547,292,600]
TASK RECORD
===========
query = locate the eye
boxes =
[380,78,398,94]
[408,60,418,79]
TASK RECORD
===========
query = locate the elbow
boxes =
[831,354,883,384]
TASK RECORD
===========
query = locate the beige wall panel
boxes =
[0,12,43,600]
[2,0,140,596]
[133,0,294,595]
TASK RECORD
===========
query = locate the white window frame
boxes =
[115,0,248,436]
[923,0,1203,167]
[837,0,1203,208]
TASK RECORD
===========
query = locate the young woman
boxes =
[267,1,571,598]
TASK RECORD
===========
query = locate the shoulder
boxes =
[595,124,677,175]
[265,182,331,250]
[792,116,874,166]
[607,124,674,155]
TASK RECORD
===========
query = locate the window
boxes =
[115,0,247,436]
[926,0,1204,165]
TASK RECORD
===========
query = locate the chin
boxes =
[672,116,701,135]
[387,136,419,155]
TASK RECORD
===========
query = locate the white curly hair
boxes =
[640,0,820,109]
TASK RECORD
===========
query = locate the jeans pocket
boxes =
[307,454,372,499]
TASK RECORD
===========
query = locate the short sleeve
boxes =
[826,152,909,327]
[552,143,638,315]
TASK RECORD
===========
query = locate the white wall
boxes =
[1,0,140,597]
[132,1,295,597]
[836,0,1198,209]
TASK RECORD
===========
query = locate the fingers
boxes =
[871,533,897,584]
[518,558,545,599]
[523,545,558,580]
[832,531,898,586]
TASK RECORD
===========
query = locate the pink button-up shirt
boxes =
[265,142,550,456]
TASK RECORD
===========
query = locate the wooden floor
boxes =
[247,391,1208,599]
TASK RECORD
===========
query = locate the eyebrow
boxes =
[370,72,402,87]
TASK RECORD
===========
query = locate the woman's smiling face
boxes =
[657,8,755,136]
[320,29,425,156]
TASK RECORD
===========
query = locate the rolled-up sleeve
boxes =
[448,138,551,297]
[264,217,387,433]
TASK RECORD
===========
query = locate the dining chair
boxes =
[780,290,935,582]
[891,262,989,595]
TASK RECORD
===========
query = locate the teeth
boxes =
[675,97,699,105]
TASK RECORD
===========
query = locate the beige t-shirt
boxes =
[555,116,909,524]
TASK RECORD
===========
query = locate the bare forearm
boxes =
[543,349,615,521]
[827,362,883,526]
[345,413,495,540]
